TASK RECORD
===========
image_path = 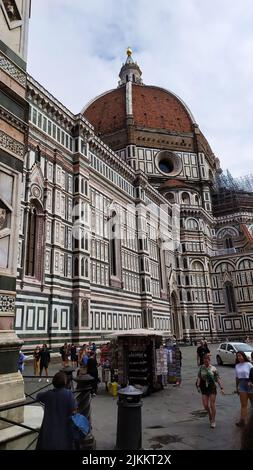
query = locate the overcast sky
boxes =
[27,0,253,177]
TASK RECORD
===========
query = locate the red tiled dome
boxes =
[83,84,194,136]
[84,87,125,135]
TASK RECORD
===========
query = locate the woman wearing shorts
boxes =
[235,351,253,427]
[196,353,224,428]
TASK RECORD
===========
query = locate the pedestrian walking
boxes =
[70,344,78,368]
[38,344,51,382]
[60,342,69,367]
[36,372,77,450]
[33,346,41,376]
[18,350,27,374]
[235,351,253,427]
[196,353,225,428]
[87,351,99,396]
[102,359,111,392]
[196,340,210,366]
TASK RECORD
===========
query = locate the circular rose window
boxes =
[155,150,182,176]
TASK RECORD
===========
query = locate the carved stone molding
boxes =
[0,130,24,158]
[0,54,26,86]
[0,106,28,133]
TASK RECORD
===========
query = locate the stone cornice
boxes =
[180,205,214,224]
[0,105,28,133]
[90,136,136,181]
[214,212,253,224]
[27,76,95,137]
[27,75,75,125]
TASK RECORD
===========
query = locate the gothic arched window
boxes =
[81,299,89,328]
[25,208,37,276]
[182,192,190,204]
[110,224,117,276]
[224,281,236,313]
[225,237,233,249]
[81,257,85,277]
[85,258,89,278]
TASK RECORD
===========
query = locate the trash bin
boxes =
[116,385,143,450]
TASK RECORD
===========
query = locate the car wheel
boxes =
[216,355,223,366]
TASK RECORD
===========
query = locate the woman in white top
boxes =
[235,351,253,427]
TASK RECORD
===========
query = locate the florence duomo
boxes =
[0,1,253,356]
[2,0,253,454]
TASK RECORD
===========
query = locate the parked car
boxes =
[216,342,253,365]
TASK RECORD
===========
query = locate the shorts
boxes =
[238,379,253,393]
[199,380,217,396]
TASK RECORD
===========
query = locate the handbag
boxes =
[71,413,90,439]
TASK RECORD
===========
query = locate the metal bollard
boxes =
[116,385,143,450]
[59,366,75,390]
[73,373,96,450]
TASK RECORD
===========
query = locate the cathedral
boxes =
[1,16,253,350]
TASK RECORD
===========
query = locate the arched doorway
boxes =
[171,292,181,340]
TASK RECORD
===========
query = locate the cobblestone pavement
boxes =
[23,344,243,450]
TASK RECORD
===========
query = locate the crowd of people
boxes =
[18,335,253,450]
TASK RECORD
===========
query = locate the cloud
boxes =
[27,0,253,177]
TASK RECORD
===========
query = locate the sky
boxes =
[27,0,253,177]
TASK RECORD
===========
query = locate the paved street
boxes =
[24,344,244,450]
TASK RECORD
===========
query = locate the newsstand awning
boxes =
[108,328,163,338]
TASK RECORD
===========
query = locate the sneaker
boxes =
[38,378,41,382]
[210,422,216,428]
[46,379,49,383]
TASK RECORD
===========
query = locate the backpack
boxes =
[71,413,90,440]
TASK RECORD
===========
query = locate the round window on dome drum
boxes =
[155,150,182,177]
[159,159,174,173]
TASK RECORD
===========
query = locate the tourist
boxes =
[70,344,78,368]
[18,349,27,374]
[196,353,224,428]
[87,351,99,396]
[36,372,77,450]
[235,351,253,427]
[38,344,51,382]
[60,342,69,367]
[196,340,210,366]
[33,346,41,376]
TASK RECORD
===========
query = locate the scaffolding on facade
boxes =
[212,170,253,216]
[214,170,253,193]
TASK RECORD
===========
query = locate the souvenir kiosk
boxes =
[109,329,165,395]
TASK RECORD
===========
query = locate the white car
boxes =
[216,342,253,365]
